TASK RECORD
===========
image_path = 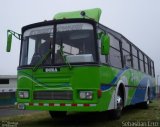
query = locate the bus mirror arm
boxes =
[6,30,21,52]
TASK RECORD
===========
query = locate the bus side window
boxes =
[151,61,155,77]
[108,34,122,68]
[132,46,139,70]
[139,51,145,72]
[28,38,36,65]
[148,59,152,75]
[122,39,131,67]
[153,62,155,77]
[144,56,149,74]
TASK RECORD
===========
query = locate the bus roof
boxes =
[54,8,102,22]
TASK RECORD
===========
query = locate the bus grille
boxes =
[33,91,73,100]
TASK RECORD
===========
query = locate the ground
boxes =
[0,99,160,127]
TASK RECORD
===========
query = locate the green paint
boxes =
[101,33,110,55]
[54,8,101,22]
[6,33,12,52]
[17,65,155,112]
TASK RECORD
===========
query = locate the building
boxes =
[0,75,17,106]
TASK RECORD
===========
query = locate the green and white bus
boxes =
[7,8,156,119]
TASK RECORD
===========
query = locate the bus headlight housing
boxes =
[79,91,93,100]
[18,91,29,98]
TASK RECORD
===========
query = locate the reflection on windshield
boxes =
[20,25,53,66]
[55,23,96,64]
[20,23,96,67]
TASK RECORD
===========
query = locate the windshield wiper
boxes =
[33,48,52,72]
[59,42,72,70]
[33,40,72,71]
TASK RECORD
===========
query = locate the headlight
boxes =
[18,91,29,98]
[79,91,93,100]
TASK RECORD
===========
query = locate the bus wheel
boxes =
[140,89,150,109]
[49,111,67,119]
[109,91,123,119]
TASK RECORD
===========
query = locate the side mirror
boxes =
[6,30,21,52]
[101,34,110,55]
[6,33,12,52]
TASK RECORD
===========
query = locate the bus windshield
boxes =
[20,22,97,67]
[55,23,96,65]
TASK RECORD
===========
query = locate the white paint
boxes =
[0,88,16,92]
[54,104,60,106]
[0,75,17,93]
[44,103,49,106]
[90,104,96,107]
[144,79,150,101]
[34,103,39,106]
[108,90,116,110]
[65,104,71,106]
[77,104,83,107]
[121,76,129,106]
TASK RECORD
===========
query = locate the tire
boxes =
[109,90,124,119]
[139,89,150,109]
[49,111,67,119]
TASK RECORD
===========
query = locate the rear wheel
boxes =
[109,90,124,119]
[140,89,150,109]
[49,111,67,119]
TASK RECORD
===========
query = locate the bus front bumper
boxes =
[16,102,105,112]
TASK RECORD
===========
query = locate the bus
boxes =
[6,8,156,119]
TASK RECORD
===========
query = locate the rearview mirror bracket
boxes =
[7,30,21,40]
[6,30,21,52]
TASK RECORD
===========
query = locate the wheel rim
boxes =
[147,90,150,105]
[147,93,150,105]
[117,95,123,110]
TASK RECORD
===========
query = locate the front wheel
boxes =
[49,111,67,119]
[109,91,123,119]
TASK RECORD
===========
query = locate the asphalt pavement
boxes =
[0,107,39,118]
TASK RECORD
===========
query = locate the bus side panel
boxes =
[99,65,119,111]
[130,70,156,105]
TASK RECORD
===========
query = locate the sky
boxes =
[0,0,160,82]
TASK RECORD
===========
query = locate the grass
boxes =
[0,99,160,127]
